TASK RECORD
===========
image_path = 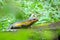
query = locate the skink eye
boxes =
[33,19,36,20]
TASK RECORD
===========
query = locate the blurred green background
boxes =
[0,0,60,40]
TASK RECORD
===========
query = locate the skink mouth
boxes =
[36,19,38,21]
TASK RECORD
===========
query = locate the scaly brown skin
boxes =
[10,18,38,29]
